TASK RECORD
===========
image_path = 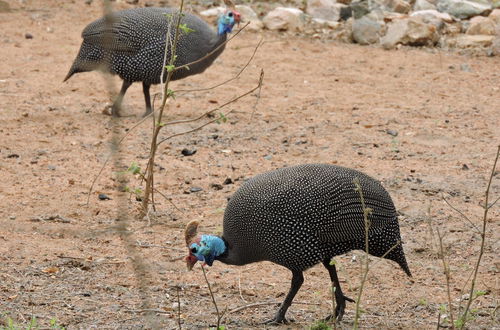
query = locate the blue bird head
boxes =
[186,235,227,270]
[217,9,241,35]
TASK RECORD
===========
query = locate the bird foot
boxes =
[262,315,293,325]
[323,294,355,322]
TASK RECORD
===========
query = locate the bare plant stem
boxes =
[141,0,185,217]
[200,265,224,329]
[436,227,455,330]
[353,177,371,330]
[459,145,499,329]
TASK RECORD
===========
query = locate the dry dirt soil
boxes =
[1,0,499,329]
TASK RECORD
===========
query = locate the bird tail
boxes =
[63,41,102,82]
[385,241,412,277]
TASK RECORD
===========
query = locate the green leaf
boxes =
[473,290,487,298]
[167,89,176,99]
[165,64,175,73]
[329,259,336,266]
[179,23,195,34]
[128,162,141,175]
[218,112,228,124]
[156,121,166,127]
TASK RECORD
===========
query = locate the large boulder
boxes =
[437,0,492,19]
[381,16,440,49]
[352,15,384,44]
[263,7,307,31]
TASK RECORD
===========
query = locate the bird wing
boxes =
[313,176,398,244]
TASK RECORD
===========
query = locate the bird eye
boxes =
[228,12,233,17]
[191,247,197,253]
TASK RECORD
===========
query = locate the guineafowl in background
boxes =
[64,7,241,117]
[185,164,411,324]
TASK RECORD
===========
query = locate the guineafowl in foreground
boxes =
[185,164,411,324]
[64,7,240,116]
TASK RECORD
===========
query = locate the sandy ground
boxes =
[1,0,499,329]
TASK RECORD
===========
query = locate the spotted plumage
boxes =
[186,164,411,323]
[64,7,240,116]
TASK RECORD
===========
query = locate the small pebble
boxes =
[189,187,203,193]
[386,129,398,137]
[47,165,56,170]
[98,193,111,200]
[181,148,197,156]
[460,64,472,72]
[462,164,469,170]
[9,216,16,220]
[7,153,19,158]
[25,33,33,39]
[210,183,223,190]
[223,178,233,185]
[263,155,273,160]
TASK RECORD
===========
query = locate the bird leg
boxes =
[264,270,303,325]
[322,260,355,321]
[142,82,152,117]
[111,80,132,117]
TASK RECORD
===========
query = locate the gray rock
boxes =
[235,5,264,32]
[350,0,371,18]
[306,0,340,21]
[352,15,384,44]
[411,9,453,29]
[488,8,500,24]
[307,0,346,21]
[263,7,307,31]
[199,6,226,18]
[382,0,412,13]
[381,16,440,49]
[445,34,495,48]
[466,16,497,34]
[413,0,437,11]
[492,26,500,55]
[437,0,492,19]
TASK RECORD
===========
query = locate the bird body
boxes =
[185,164,411,323]
[64,7,240,116]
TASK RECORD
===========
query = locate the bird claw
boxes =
[262,315,292,325]
[323,294,355,322]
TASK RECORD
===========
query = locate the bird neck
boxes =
[201,235,227,260]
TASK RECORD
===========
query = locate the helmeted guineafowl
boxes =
[185,163,411,324]
[64,7,241,117]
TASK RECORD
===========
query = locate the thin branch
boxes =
[157,69,264,147]
[86,111,159,205]
[352,177,371,330]
[173,22,250,74]
[176,38,263,94]
[160,68,264,128]
[141,0,185,216]
[442,194,480,234]
[459,145,499,329]
[436,227,455,330]
[200,265,223,329]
